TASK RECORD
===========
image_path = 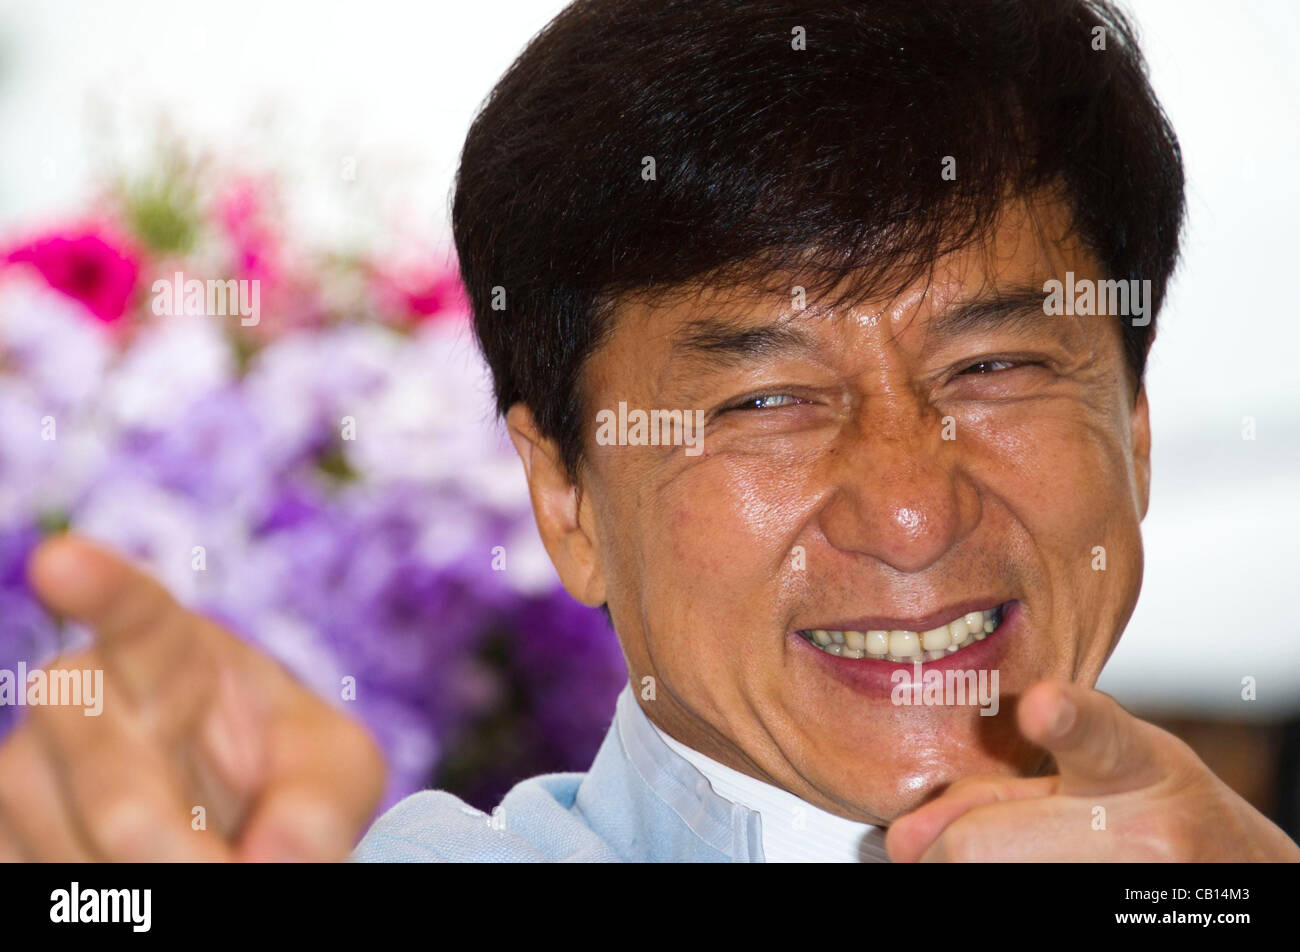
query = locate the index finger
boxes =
[26,533,210,707]
[1017,680,1166,795]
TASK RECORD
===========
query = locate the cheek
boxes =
[648,450,823,600]
[963,401,1144,653]
[966,401,1137,540]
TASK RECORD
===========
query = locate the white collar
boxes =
[646,717,890,863]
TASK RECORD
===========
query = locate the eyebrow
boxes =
[668,282,1058,368]
[925,284,1054,339]
[672,310,817,366]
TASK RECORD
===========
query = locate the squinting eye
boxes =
[730,393,804,411]
[959,359,1019,375]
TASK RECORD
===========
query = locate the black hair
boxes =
[452,0,1185,479]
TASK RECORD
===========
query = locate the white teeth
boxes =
[921,626,951,651]
[801,607,1004,662]
[888,630,920,658]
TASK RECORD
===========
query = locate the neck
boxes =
[646,716,891,863]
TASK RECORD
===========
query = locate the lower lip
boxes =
[789,601,1020,696]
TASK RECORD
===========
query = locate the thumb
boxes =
[1017,680,1165,796]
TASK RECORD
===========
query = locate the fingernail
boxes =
[1052,693,1077,736]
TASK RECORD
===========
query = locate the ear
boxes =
[1130,383,1152,520]
[505,403,607,606]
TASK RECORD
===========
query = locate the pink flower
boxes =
[216,178,284,288]
[402,271,469,320]
[370,264,469,325]
[5,229,140,323]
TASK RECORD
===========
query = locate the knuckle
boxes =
[144,652,218,730]
[85,793,160,858]
[938,824,982,862]
[943,775,985,798]
[946,774,1014,806]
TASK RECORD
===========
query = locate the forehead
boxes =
[597,195,1097,361]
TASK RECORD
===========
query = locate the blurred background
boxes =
[0,1,1296,833]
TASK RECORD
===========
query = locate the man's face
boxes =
[517,198,1152,824]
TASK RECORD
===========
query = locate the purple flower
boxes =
[1,215,627,814]
[0,524,62,737]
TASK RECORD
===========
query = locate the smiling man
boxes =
[545,199,1141,833]
[5,0,1299,863]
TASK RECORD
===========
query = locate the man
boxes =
[3,0,1297,862]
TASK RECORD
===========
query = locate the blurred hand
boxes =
[886,680,1300,861]
[0,533,386,861]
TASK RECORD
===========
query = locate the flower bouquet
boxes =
[0,147,625,811]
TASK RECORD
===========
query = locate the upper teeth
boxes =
[801,607,1001,662]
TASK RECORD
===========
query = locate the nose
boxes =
[816,394,981,574]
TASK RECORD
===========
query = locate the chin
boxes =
[792,708,1048,824]
[815,746,1038,823]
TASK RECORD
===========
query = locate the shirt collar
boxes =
[607,683,764,861]
[649,718,890,862]
[604,684,889,862]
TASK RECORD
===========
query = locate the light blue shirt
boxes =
[351,684,766,862]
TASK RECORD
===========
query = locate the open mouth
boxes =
[796,603,1006,663]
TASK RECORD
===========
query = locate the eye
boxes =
[727,393,806,411]
[959,359,1021,375]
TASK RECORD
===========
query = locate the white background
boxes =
[0,0,1295,717]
